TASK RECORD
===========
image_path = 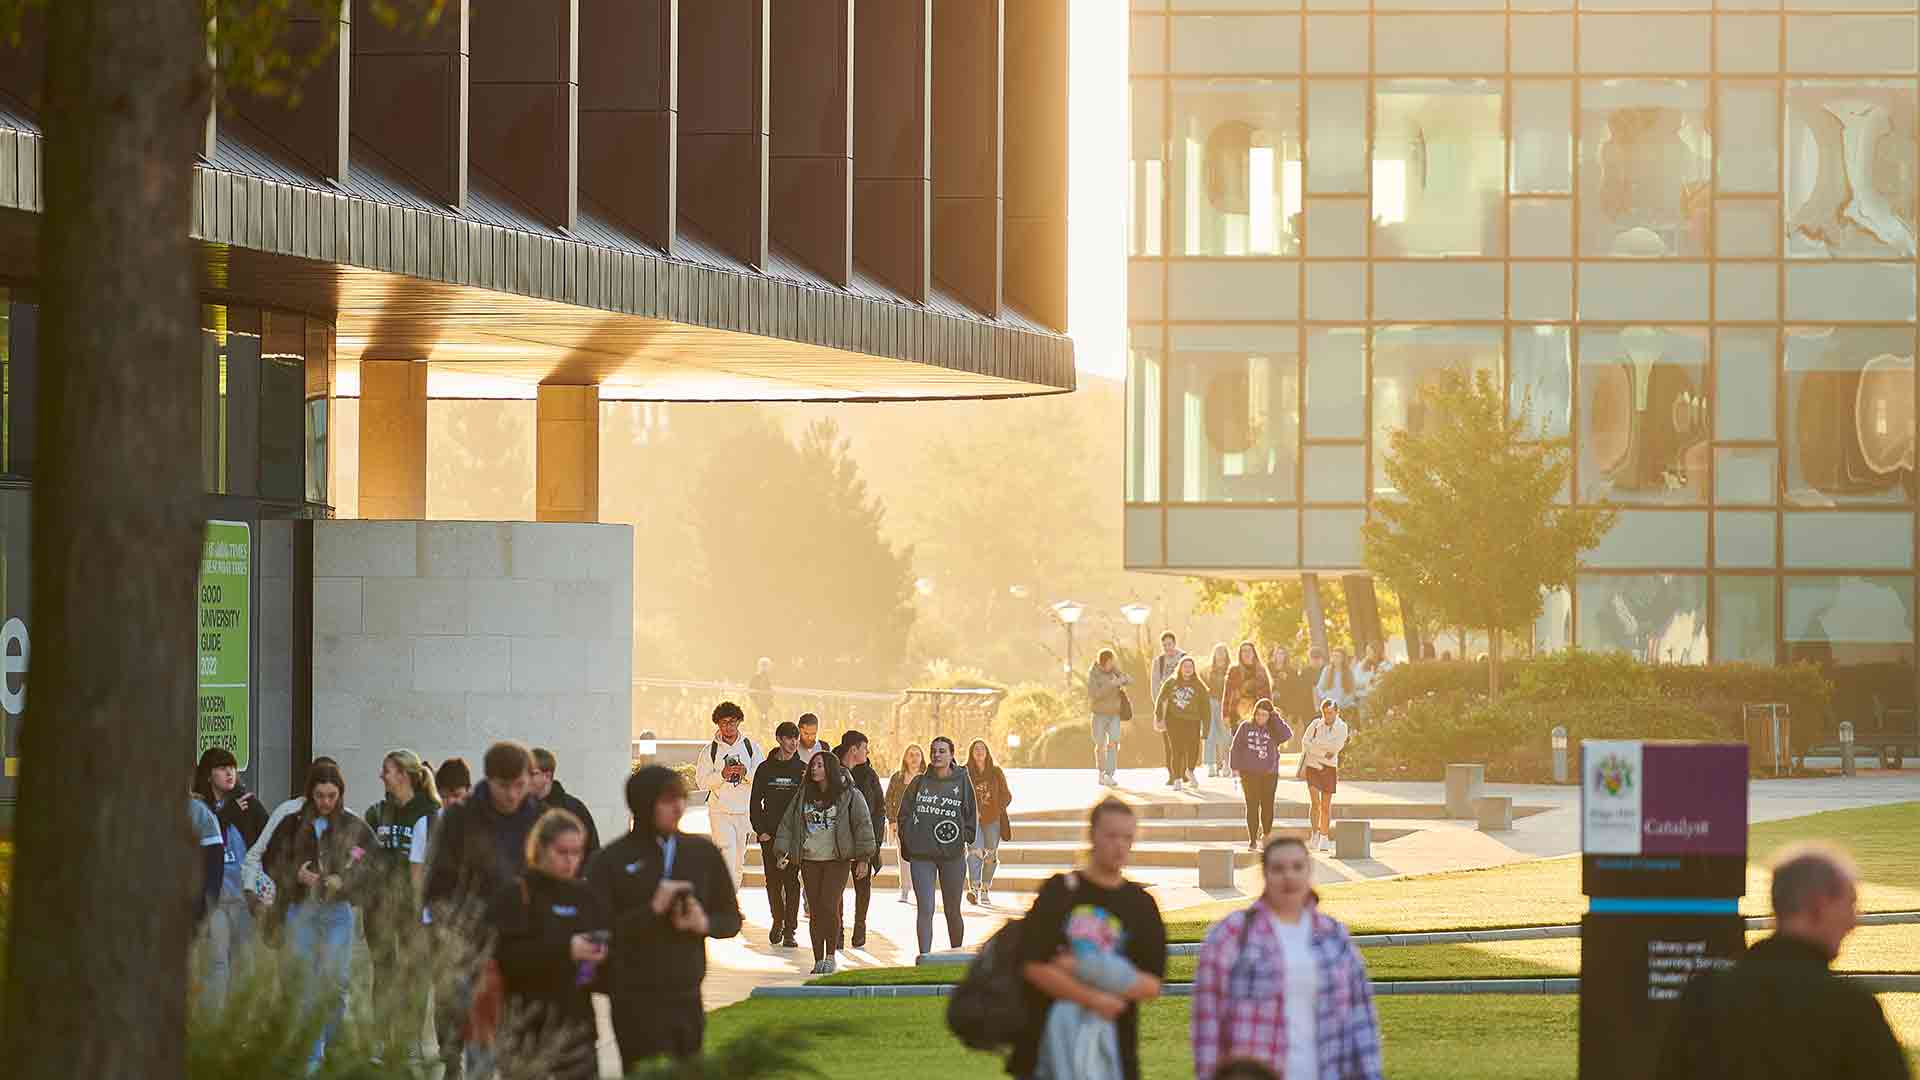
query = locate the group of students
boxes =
[187,740,744,1078]
[1085,633,1357,852]
[694,701,1017,966]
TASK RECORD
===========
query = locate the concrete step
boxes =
[1007,819,1415,845]
[744,839,1274,870]
[1011,799,1547,823]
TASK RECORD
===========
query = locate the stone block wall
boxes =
[312,520,634,834]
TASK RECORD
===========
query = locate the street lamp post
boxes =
[1120,602,1153,671]
[1052,600,1085,695]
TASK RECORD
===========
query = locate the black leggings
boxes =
[801,860,851,962]
[1243,772,1278,843]
[761,842,800,932]
[842,858,873,934]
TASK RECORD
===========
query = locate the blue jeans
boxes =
[967,820,1003,890]
[1091,713,1123,779]
[204,896,254,1008]
[1204,699,1229,771]
[288,900,355,1067]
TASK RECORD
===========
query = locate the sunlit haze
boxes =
[1068,0,1127,379]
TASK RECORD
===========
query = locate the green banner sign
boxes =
[197,521,250,769]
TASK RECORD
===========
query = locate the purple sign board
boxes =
[1582,741,1749,898]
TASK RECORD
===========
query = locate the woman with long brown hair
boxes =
[964,738,1014,906]
[773,751,877,973]
[885,743,926,904]
[1221,641,1272,734]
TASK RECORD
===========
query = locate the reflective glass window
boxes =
[1512,81,1573,195]
[1304,444,1364,503]
[1716,329,1776,443]
[1372,326,1501,498]
[1307,81,1368,194]
[1511,327,1572,440]
[1714,576,1777,664]
[1576,573,1708,663]
[305,320,333,505]
[1580,81,1711,258]
[1579,327,1710,503]
[260,311,307,503]
[1783,327,1914,506]
[1132,15,1165,75]
[0,288,32,479]
[1534,587,1572,654]
[1128,328,1164,502]
[1170,80,1301,256]
[1785,81,1918,259]
[1131,81,1166,257]
[1783,575,1916,720]
[1716,447,1778,505]
[1167,326,1299,502]
[1373,81,1504,257]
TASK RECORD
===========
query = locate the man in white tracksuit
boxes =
[695,699,763,889]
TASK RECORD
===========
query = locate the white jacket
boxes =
[241,795,306,896]
[1301,717,1351,770]
[696,734,763,816]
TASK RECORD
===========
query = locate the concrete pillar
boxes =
[537,385,600,522]
[357,360,428,519]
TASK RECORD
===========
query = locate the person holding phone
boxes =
[588,765,743,1070]
[488,808,609,1080]
[260,761,377,1069]
[193,746,267,1005]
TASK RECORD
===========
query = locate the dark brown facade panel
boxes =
[579,0,676,251]
[929,0,1003,317]
[678,0,767,269]
[769,0,852,285]
[469,0,577,230]
[352,0,468,209]
[852,0,931,302]
[0,9,45,118]
[230,5,350,181]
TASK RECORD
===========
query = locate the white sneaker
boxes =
[1321,834,1334,852]
[1308,832,1322,851]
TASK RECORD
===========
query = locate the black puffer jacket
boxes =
[489,868,608,1078]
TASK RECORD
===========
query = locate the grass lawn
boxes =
[707,993,1920,1078]
[809,923,1920,987]
[1162,801,1920,941]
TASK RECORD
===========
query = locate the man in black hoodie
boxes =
[422,741,545,1079]
[529,746,600,870]
[750,721,807,948]
[588,765,743,1070]
[835,730,887,949]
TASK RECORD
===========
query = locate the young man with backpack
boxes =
[1003,798,1166,1079]
[695,700,762,890]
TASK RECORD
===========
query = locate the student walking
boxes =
[1301,700,1352,852]
[1012,798,1168,1080]
[897,735,978,956]
[1221,642,1272,735]
[1230,700,1291,849]
[1086,650,1132,788]
[241,755,339,911]
[1156,656,1211,792]
[363,749,440,1048]
[1205,643,1233,778]
[695,701,762,890]
[885,744,926,904]
[835,731,887,948]
[487,809,609,1080]
[194,747,268,1005]
[1150,632,1182,782]
[795,712,831,763]
[1191,835,1384,1080]
[529,747,600,867]
[773,752,876,973]
[588,766,743,1070]
[1316,647,1358,710]
[435,757,473,807]
[963,739,1013,906]
[261,761,378,1069]
[750,721,808,948]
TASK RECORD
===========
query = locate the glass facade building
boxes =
[1125,1,1919,717]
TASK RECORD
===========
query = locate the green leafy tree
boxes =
[685,416,915,689]
[1361,368,1614,697]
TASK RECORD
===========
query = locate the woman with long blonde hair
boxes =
[885,743,926,903]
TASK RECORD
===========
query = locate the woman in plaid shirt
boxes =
[1190,836,1384,1080]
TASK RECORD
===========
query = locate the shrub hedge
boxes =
[1346,651,1835,782]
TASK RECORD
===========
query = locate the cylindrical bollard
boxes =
[1840,721,1855,778]
[1551,725,1569,784]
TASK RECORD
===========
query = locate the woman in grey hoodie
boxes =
[895,735,977,956]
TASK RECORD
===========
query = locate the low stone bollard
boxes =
[1446,763,1486,818]
[1333,819,1372,860]
[1197,848,1237,889]
[1476,795,1514,832]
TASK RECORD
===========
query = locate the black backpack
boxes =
[947,918,1033,1052]
[947,873,1079,1052]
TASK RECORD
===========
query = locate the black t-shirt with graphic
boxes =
[1010,872,1169,1079]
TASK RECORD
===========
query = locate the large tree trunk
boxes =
[1,2,209,1077]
